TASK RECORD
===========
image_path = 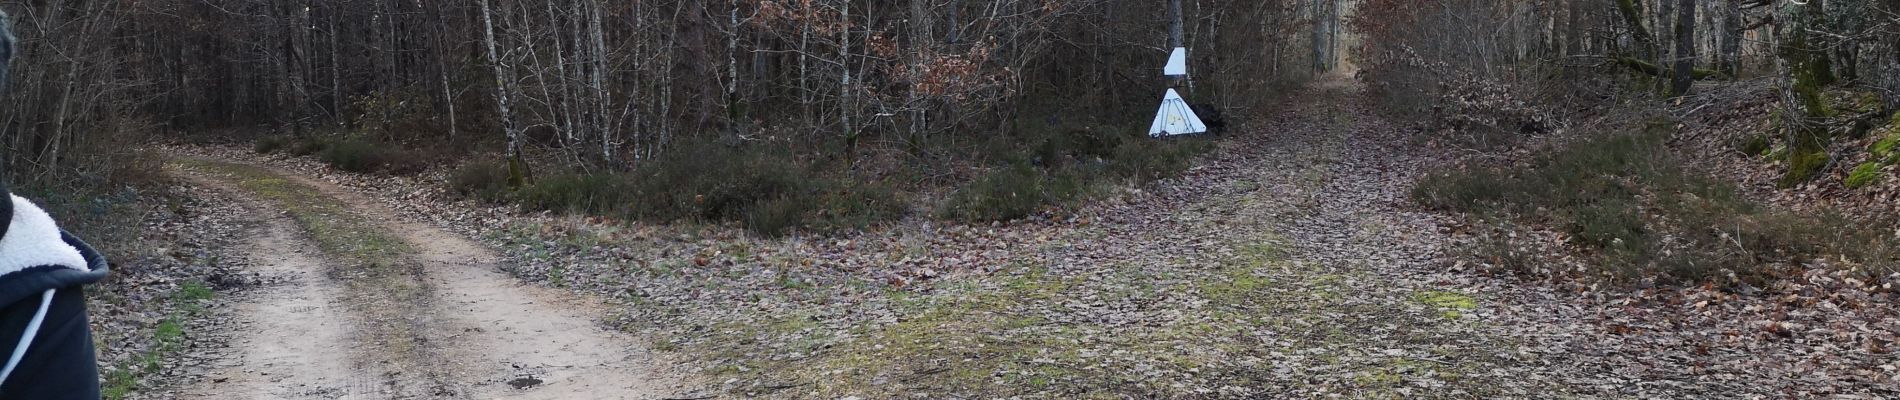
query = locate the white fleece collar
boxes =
[0,195,88,275]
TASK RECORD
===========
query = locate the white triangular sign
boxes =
[1148,89,1206,137]
[1164,47,1189,76]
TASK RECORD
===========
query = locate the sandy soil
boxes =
[176,163,684,399]
[172,173,387,400]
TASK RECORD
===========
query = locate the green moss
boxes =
[1202,243,1289,303]
[1413,290,1478,319]
[1203,271,1272,302]
[1845,162,1884,189]
[1848,91,1885,114]
[1875,122,1900,164]
[1780,149,1830,187]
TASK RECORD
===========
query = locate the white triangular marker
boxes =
[1149,89,1206,137]
[1164,47,1189,76]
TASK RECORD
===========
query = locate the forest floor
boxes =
[133,75,1898,398]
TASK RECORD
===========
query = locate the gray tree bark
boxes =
[1671,0,1694,95]
[1719,0,1741,77]
[478,0,526,186]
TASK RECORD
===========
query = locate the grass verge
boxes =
[102,281,215,400]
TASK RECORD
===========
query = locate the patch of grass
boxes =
[1415,128,1899,285]
[1845,162,1884,189]
[801,272,1090,399]
[1203,243,1286,303]
[1413,290,1478,319]
[103,282,218,400]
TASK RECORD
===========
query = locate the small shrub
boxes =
[1844,162,1883,188]
[320,139,386,173]
[941,164,1095,223]
[1412,169,1512,212]
[1109,138,1211,182]
[515,144,904,237]
[1417,129,1896,286]
[285,136,329,157]
[940,124,1211,223]
[377,149,429,176]
[743,196,811,237]
[254,135,293,154]
[809,183,905,232]
[1569,201,1645,249]
[448,160,511,202]
[517,174,634,216]
[315,138,425,175]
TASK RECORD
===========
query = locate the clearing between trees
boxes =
[122,75,1888,398]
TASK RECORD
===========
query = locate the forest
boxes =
[0,0,1895,398]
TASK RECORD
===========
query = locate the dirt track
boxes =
[175,161,681,399]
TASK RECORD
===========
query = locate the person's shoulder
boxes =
[0,195,107,306]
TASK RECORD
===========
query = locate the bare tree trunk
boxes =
[1329,0,1339,70]
[799,16,812,126]
[726,0,745,143]
[1565,0,1583,57]
[1657,0,1674,92]
[1168,0,1187,86]
[1671,0,1694,96]
[839,0,856,163]
[1168,0,1185,49]
[478,0,526,187]
[907,0,930,139]
[329,9,342,126]
[587,0,615,164]
[1719,0,1741,77]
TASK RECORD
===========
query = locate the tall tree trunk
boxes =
[587,0,614,164]
[1565,0,1584,58]
[1311,0,1326,72]
[1168,0,1185,49]
[1168,0,1187,85]
[478,0,527,187]
[1657,0,1674,92]
[1719,0,1741,77]
[839,0,856,164]
[1671,0,1694,95]
[1613,0,1657,61]
[907,0,930,139]
[726,0,745,143]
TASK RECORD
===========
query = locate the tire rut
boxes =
[175,173,396,400]
[175,160,682,399]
